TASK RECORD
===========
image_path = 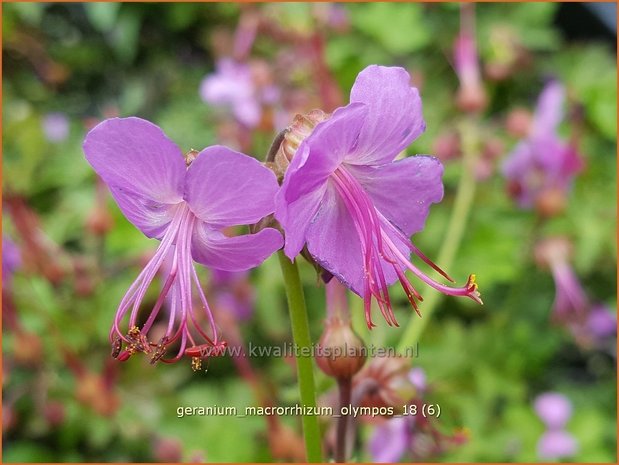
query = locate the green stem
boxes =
[277,251,323,462]
[397,119,480,353]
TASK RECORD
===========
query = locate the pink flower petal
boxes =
[276,104,367,258]
[532,81,565,138]
[534,392,573,429]
[347,65,425,166]
[184,145,278,227]
[282,103,368,205]
[345,155,444,236]
[537,430,577,460]
[276,167,327,259]
[191,225,283,272]
[304,184,404,296]
[83,117,186,238]
[369,417,410,463]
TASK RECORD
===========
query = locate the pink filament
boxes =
[110,202,220,363]
[330,166,481,328]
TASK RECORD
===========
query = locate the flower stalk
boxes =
[277,251,323,462]
[398,119,481,352]
[335,377,352,463]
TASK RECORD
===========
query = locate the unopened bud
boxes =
[76,373,120,416]
[485,61,513,81]
[86,204,114,236]
[44,401,66,427]
[456,83,487,113]
[184,149,200,166]
[506,108,533,138]
[535,187,567,218]
[534,236,572,269]
[483,137,505,161]
[3,404,17,432]
[73,257,95,297]
[13,330,42,366]
[268,423,306,462]
[153,437,183,463]
[316,317,366,380]
[433,131,460,162]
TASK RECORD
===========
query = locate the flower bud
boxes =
[73,257,95,297]
[485,61,513,82]
[506,108,533,138]
[534,236,572,270]
[184,149,200,166]
[153,437,183,462]
[456,83,487,114]
[13,330,43,366]
[483,26,522,82]
[86,205,113,236]
[268,422,306,462]
[432,131,460,162]
[44,401,66,427]
[316,316,366,380]
[273,109,330,174]
[535,187,567,218]
[2,403,17,432]
[483,137,505,161]
[76,373,120,417]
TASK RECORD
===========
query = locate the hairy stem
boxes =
[277,252,323,462]
[397,119,480,353]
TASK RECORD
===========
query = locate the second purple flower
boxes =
[275,65,481,328]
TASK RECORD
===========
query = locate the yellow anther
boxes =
[128,326,141,339]
[191,357,202,372]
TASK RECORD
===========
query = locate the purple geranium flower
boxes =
[453,4,486,112]
[275,65,481,328]
[502,81,583,209]
[42,112,70,143]
[369,416,411,463]
[534,392,572,430]
[83,117,283,366]
[409,367,427,392]
[537,430,578,460]
[2,235,21,289]
[200,59,279,128]
[586,305,617,340]
[535,237,588,323]
[533,392,578,460]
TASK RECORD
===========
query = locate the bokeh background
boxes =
[2,2,617,463]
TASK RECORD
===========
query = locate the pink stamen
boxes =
[109,201,222,366]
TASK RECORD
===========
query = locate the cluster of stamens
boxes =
[111,325,226,371]
[109,201,228,370]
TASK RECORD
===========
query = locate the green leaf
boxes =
[110,10,142,64]
[351,3,430,55]
[84,3,121,33]
[11,3,46,27]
